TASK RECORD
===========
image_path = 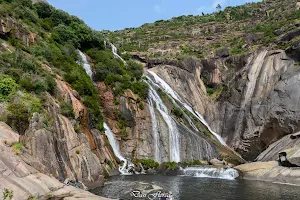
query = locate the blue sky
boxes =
[47,0,260,31]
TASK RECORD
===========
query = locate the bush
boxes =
[59,101,75,118]
[193,160,202,165]
[172,106,183,118]
[7,102,29,135]
[164,162,178,170]
[131,82,149,100]
[14,5,38,23]
[0,75,18,101]
[12,142,24,154]
[139,102,144,110]
[35,2,53,19]
[52,24,79,47]
[2,188,13,200]
[19,77,35,91]
[206,87,215,95]
[136,159,159,170]
[45,75,56,94]
[50,9,71,26]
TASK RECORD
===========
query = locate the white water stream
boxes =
[147,71,227,146]
[148,99,161,163]
[148,85,181,162]
[78,50,93,78]
[181,167,239,180]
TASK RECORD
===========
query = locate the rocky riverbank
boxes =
[235,132,300,185]
[235,161,300,186]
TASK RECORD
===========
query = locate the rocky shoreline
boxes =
[235,161,300,186]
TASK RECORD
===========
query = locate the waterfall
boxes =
[148,99,161,163]
[78,50,93,78]
[148,85,181,162]
[109,43,126,64]
[147,71,227,146]
[104,123,134,175]
[181,167,239,180]
[77,50,134,174]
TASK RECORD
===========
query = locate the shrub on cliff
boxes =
[6,102,29,135]
[59,101,75,119]
[0,75,18,101]
[172,106,184,119]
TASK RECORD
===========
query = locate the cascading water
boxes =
[147,71,227,146]
[109,43,126,64]
[148,99,161,163]
[181,167,239,180]
[78,50,93,78]
[78,50,133,175]
[104,123,134,175]
[148,85,181,162]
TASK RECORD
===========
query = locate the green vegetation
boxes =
[0,75,18,101]
[206,87,215,95]
[2,188,13,200]
[12,142,24,154]
[59,101,75,118]
[106,160,114,168]
[133,159,159,170]
[164,162,178,170]
[0,0,106,131]
[86,48,148,99]
[172,106,184,118]
[27,196,37,200]
[139,102,145,110]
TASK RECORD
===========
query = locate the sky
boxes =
[47,0,260,31]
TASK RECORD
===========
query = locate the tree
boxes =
[52,24,79,47]
[35,2,53,18]
[50,9,71,26]
[216,4,222,12]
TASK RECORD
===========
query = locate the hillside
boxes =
[106,0,300,60]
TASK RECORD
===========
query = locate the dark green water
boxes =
[91,175,300,200]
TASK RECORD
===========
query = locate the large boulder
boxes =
[257,132,300,166]
[209,158,225,166]
[235,161,300,185]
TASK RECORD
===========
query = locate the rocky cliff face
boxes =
[0,122,111,200]
[144,48,300,161]
[0,76,120,191]
[97,80,222,163]
[20,82,106,188]
[0,17,36,46]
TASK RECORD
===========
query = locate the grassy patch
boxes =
[12,142,24,154]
